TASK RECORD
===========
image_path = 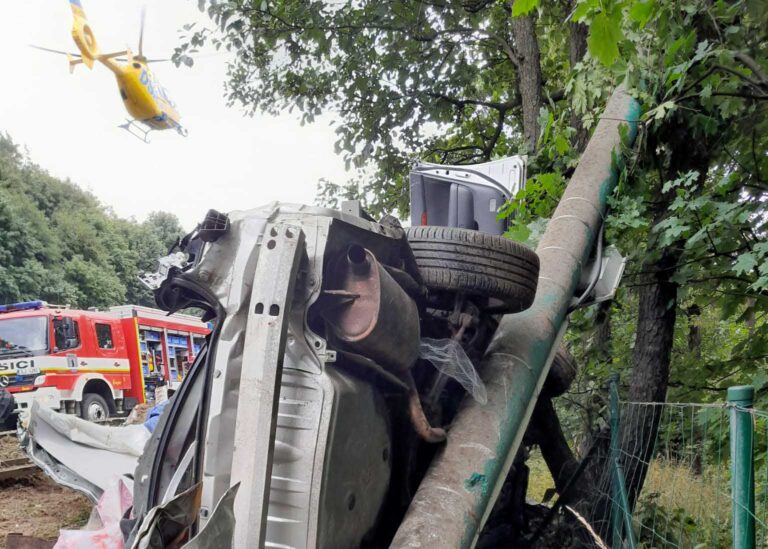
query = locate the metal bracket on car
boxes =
[230,223,305,549]
[340,199,376,221]
[569,244,626,310]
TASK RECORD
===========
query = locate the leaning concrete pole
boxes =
[391,86,640,548]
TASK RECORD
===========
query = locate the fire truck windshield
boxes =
[0,316,48,357]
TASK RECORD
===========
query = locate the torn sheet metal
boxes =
[130,483,202,549]
[23,401,143,499]
[182,484,239,549]
[31,402,150,457]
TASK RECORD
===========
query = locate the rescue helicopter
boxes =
[32,0,187,143]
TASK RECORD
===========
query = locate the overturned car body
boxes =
[21,200,540,548]
[131,202,538,548]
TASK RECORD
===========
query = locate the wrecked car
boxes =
[129,194,538,547]
[21,157,545,547]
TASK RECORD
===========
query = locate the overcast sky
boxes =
[0,0,349,229]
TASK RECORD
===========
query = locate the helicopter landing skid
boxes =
[119,120,152,144]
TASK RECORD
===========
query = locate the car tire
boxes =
[405,226,539,313]
[81,393,110,422]
[543,344,577,397]
[0,389,15,427]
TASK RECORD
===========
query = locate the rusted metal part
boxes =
[381,264,424,298]
[402,370,447,444]
[390,86,640,548]
[5,534,55,549]
[323,245,420,372]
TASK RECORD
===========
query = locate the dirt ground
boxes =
[0,436,92,548]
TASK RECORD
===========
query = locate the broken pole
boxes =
[390,86,640,548]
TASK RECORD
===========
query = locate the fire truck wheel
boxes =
[81,393,110,422]
[0,389,15,428]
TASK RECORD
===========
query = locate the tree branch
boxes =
[735,52,768,85]
[484,108,507,159]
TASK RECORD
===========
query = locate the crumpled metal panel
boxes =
[184,204,401,547]
[131,483,202,549]
[183,484,239,549]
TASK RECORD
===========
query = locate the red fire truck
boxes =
[0,301,209,422]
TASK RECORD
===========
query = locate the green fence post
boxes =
[609,374,623,548]
[609,373,637,549]
[728,385,756,549]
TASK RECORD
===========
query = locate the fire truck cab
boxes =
[0,301,209,422]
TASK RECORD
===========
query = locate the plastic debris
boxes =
[419,338,487,404]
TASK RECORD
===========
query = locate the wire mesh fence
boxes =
[580,381,768,548]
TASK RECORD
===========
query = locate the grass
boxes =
[526,452,738,547]
[641,458,730,524]
[634,458,732,547]
[527,448,556,503]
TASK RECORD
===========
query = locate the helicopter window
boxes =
[133,63,141,69]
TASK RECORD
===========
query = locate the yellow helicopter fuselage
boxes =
[101,57,182,131]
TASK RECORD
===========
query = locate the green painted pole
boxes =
[729,385,755,549]
[391,86,641,548]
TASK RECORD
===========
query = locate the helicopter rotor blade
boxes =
[138,5,146,57]
[29,45,82,57]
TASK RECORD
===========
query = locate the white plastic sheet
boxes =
[419,338,487,404]
[54,476,132,549]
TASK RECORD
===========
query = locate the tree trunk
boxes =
[686,304,702,358]
[594,300,612,364]
[620,241,681,507]
[510,12,543,152]
[530,397,580,492]
[619,124,712,510]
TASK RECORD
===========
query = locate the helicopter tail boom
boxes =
[68,0,100,68]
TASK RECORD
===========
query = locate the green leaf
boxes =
[571,2,591,22]
[588,12,621,66]
[571,0,600,21]
[734,253,758,276]
[505,221,532,243]
[512,0,539,17]
[629,0,655,27]
[649,100,676,121]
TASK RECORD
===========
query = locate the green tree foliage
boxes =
[0,133,183,309]
[183,0,767,392]
[560,0,768,401]
[184,0,767,516]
